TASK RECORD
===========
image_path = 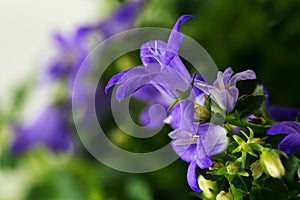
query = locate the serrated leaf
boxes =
[235,95,265,119]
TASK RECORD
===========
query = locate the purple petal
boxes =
[165,15,194,63]
[105,68,133,93]
[229,70,256,86]
[220,86,239,113]
[139,104,167,129]
[152,66,190,98]
[97,1,144,38]
[195,156,214,169]
[266,122,300,135]
[278,134,300,154]
[177,100,196,133]
[140,40,167,66]
[222,67,234,85]
[169,104,181,129]
[195,80,226,110]
[196,124,228,157]
[116,73,159,101]
[187,161,202,192]
[11,106,72,153]
[268,106,299,122]
[169,133,197,163]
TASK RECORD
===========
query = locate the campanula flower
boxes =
[266,121,300,154]
[168,100,228,192]
[11,106,73,153]
[105,15,194,100]
[49,1,144,80]
[195,67,256,113]
[133,84,172,128]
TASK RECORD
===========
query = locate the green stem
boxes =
[225,115,274,137]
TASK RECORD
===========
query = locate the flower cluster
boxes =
[11,1,144,153]
[106,15,300,199]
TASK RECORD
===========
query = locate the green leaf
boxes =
[252,85,265,96]
[249,178,289,200]
[225,141,240,159]
[296,112,300,122]
[230,184,245,200]
[227,173,253,194]
[235,95,265,119]
[283,154,300,185]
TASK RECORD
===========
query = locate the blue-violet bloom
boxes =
[11,106,73,153]
[105,15,194,100]
[168,100,228,192]
[266,121,300,154]
[195,67,256,113]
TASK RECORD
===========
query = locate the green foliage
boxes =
[249,178,289,200]
[235,95,265,119]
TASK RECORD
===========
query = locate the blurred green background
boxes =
[1,0,300,199]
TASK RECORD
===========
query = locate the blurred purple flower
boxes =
[168,100,228,192]
[266,121,300,154]
[262,85,299,121]
[48,1,144,80]
[11,106,73,153]
[105,15,194,100]
[80,1,144,39]
[195,67,256,113]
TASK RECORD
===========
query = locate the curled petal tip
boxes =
[173,15,195,32]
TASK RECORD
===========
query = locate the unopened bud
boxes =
[260,150,285,178]
[216,191,233,200]
[297,165,300,179]
[198,175,215,199]
[194,104,210,123]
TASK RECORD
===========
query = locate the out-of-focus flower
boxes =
[260,150,285,178]
[105,15,194,100]
[80,1,144,39]
[168,100,228,192]
[266,121,300,154]
[48,1,144,80]
[262,85,299,121]
[195,67,256,113]
[11,106,73,153]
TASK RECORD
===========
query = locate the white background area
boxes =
[0,0,105,118]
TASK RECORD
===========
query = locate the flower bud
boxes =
[216,191,233,200]
[260,150,285,179]
[194,104,210,123]
[198,175,215,199]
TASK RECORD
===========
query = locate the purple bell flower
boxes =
[105,15,194,100]
[266,121,300,154]
[168,100,228,192]
[195,67,256,113]
[48,1,144,80]
[11,106,73,153]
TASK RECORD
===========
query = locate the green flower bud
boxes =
[198,175,215,199]
[194,104,210,123]
[216,191,233,200]
[260,150,285,179]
